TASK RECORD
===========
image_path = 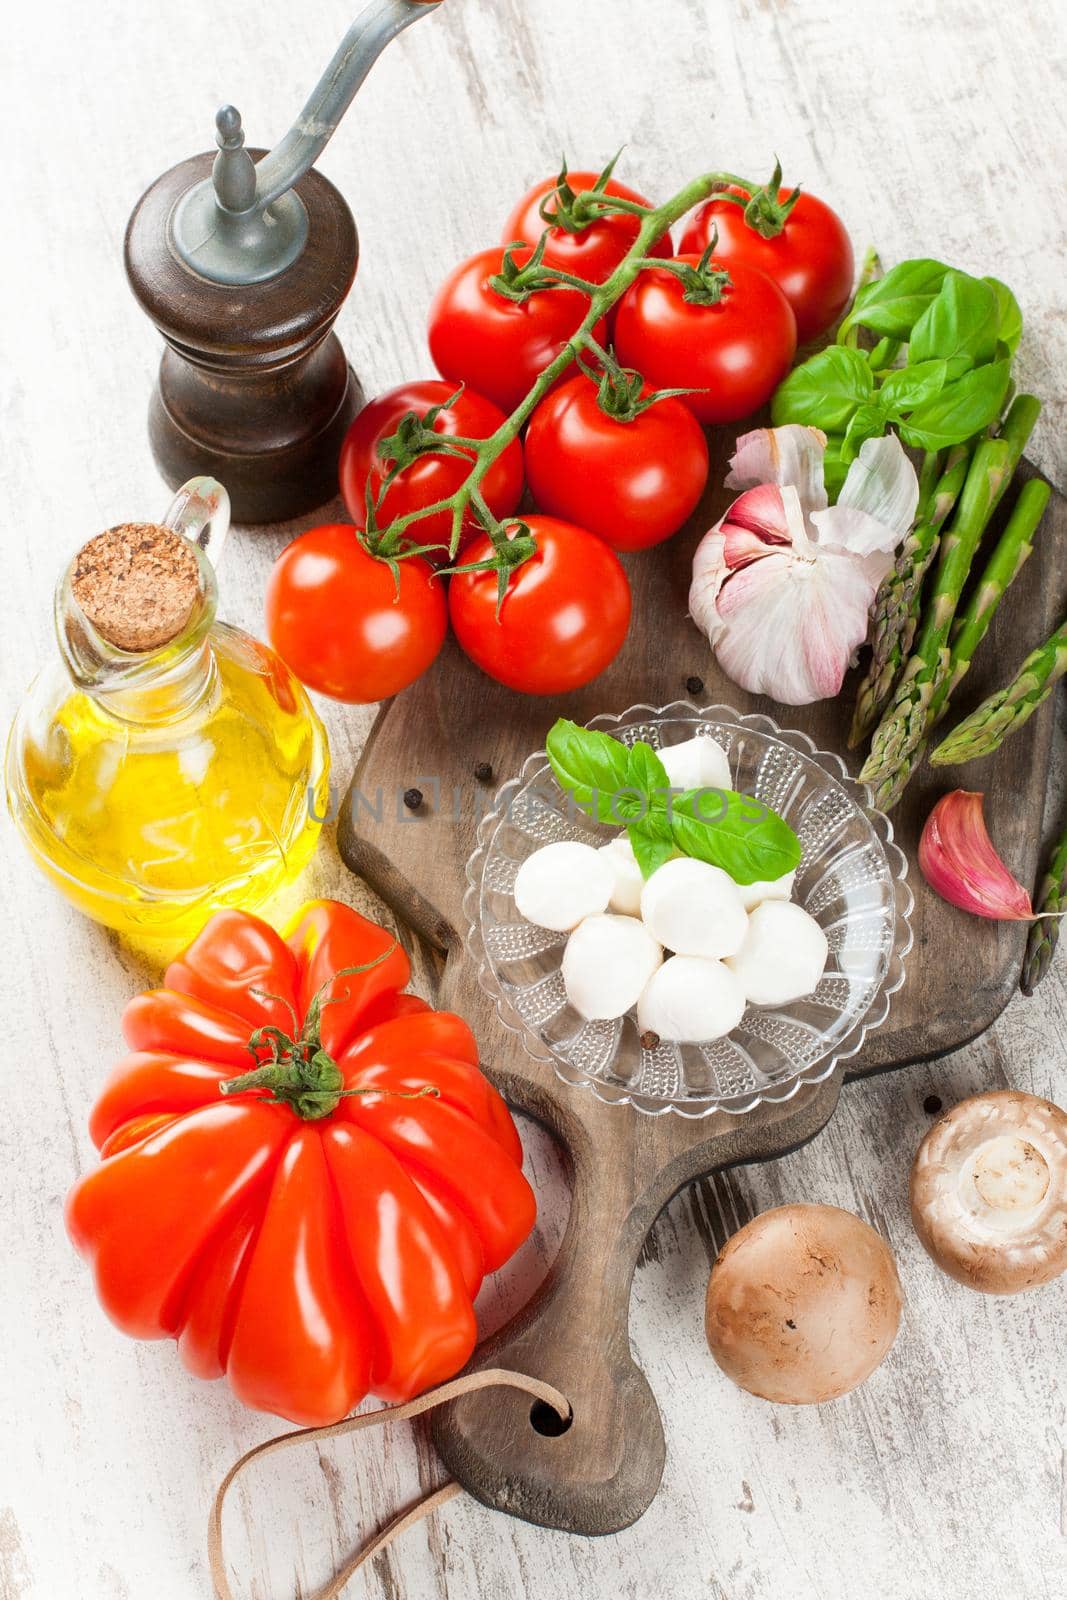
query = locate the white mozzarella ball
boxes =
[735,869,796,913]
[637,955,746,1043]
[659,735,732,794]
[639,856,748,959]
[514,841,613,932]
[562,914,663,1021]
[597,836,645,916]
[725,900,828,1006]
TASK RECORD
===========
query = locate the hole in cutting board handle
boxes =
[529,1399,574,1438]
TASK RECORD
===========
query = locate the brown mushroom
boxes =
[704,1203,903,1404]
[910,1089,1067,1294]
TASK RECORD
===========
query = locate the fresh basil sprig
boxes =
[545,719,802,886]
[771,260,1023,493]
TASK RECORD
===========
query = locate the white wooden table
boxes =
[3,2,1066,1596]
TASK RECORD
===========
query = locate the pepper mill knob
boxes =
[212,106,256,213]
[124,0,444,523]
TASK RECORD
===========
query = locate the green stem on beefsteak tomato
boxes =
[359,165,765,576]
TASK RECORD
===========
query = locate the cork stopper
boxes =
[71,523,201,652]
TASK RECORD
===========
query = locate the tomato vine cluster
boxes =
[265,157,853,703]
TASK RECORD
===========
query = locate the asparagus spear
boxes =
[849,444,970,746]
[858,395,1041,810]
[930,477,1051,719]
[931,611,1067,766]
[858,438,1014,809]
[1021,825,1067,996]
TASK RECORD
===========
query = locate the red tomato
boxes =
[338,380,523,555]
[265,524,446,703]
[67,901,534,1426]
[449,516,631,694]
[614,256,797,425]
[679,189,854,344]
[428,246,607,415]
[524,373,709,551]
[502,170,673,284]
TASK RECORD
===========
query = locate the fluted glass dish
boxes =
[465,702,913,1118]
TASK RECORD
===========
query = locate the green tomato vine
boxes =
[359,160,778,599]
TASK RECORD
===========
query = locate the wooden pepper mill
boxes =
[125,0,443,523]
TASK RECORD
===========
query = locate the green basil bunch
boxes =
[771,260,1023,495]
[545,719,801,884]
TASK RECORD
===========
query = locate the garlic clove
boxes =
[597,836,645,916]
[726,424,829,516]
[658,734,731,794]
[918,790,1033,920]
[514,840,614,932]
[725,900,828,1006]
[810,434,920,556]
[562,913,663,1021]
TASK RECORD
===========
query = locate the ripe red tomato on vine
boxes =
[449,515,632,695]
[502,163,673,285]
[338,380,523,554]
[428,244,607,414]
[265,524,447,703]
[679,173,853,343]
[524,365,709,551]
[614,248,797,425]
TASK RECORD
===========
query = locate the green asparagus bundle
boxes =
[932,477,1052,719]
[931,608,1067,766]
[1020,825,1067,995]
[849,444,970,747]
[858,395,1041,810]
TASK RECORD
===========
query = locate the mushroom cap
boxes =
[704,1203,903,1404]
[910,1089,1067,1294]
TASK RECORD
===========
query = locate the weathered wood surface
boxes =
[2,0,1067,1597]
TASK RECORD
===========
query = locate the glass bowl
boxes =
[464,702,913,1118]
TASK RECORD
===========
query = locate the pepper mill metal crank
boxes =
[125,0,443,523]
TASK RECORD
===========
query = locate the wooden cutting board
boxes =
[337,439,1063,1538]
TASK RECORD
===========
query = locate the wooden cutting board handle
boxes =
[428,1068,843,1534]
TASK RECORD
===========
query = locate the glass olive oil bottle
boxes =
[6,479,329,941]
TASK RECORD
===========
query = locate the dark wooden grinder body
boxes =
[338,451,1065,1538]
[125,152,361,523]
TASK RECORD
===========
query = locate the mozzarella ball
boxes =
[637,955,746,1043]
[562,914,663,1021]
[725,900,828,1006]
[736,869,796,913]
[514,841,613,932]
[640,857,748,959]
[659,735,731,794]
[598,836,645,916]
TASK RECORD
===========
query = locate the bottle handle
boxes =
[162,477,231,569]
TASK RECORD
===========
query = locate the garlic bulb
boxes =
[689,426,919,705]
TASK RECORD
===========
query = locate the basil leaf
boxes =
[841,402,888,464]
[899,358,1012,451]
[908,271,999,371]
[984,276,1023,356]
[546,718,631,823]
[628,821,674,879]
[669,788,801,885]
[878,358,948,414]
[771,345,873,432]
[627,740,670,796]
[839,258,950,341]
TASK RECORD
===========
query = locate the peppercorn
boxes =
[685,675,704,695]
[403,787,424,812]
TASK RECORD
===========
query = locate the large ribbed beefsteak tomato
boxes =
[66,901,535,1426]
